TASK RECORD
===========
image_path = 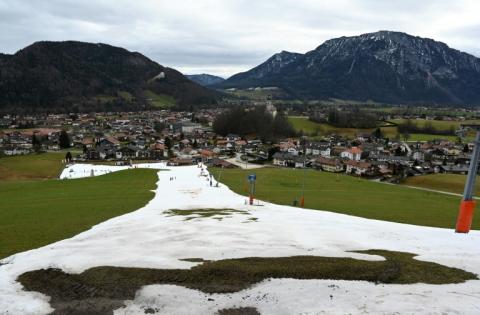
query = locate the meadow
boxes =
[144,90,176,108]
[0,169,157,259]
[0,152,69,181]
[288,116,460,141]
[401,173,477,195]
[214,167,478,230]
[391,118,479,131]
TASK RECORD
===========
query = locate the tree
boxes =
[267,146,280,160]
[327,107,378,128]
[59,130,71,149]
[164,137,172,150]
[372,128,383,139]
[65,151,73,163]
[384,137,390,147]
[212,106,295,141]
[154,121,166,133]
[32,134,42,152]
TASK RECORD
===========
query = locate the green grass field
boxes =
[288,116,458,141]
[401,174,478,195]
[144,90,176,108]
[288,116,381,138]
[0,169,157,259]
[403,133,457,142]
[214,168,478,230]
[392,118,478,141]
[0,152,69,181]
[391,119,480,131]
[117,91,134,101]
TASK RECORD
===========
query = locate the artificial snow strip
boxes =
[0,163,479,314]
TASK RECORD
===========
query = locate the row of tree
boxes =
[310,108,379,129]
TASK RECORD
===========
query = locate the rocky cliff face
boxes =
[222,51,302,85]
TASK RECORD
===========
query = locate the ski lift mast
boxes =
[455,124,480,233]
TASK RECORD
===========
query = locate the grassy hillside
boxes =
[0,169,157,259]
[0,152,67,181]
[214,168,477,230]
[144,90,176,108]
[402,174,477,195]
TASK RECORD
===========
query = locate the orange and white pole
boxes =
[456,131,480,233]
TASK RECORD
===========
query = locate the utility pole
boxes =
[216,165,223,187]
[456,125,480,233]
[300,138,307,208]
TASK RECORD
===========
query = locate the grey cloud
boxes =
[0,0,478,76]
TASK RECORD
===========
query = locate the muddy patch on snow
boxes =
[18,250,477,315]
[164,208,250,221]
[217,307,260,315]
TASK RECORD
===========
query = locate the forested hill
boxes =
[0,41,218,113]
[186,74,225,86]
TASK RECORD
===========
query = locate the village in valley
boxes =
[3,2,480,314]
[1,105,479,184]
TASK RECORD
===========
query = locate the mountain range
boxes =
[1,31,480,114]
[217,31,480,106]
[0,41,217,113]
[186,74,225,86]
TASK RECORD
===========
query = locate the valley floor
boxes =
[0,164,479,314]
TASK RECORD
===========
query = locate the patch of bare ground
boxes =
[18,250,477,315]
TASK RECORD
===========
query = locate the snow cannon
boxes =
[455,124,480,233]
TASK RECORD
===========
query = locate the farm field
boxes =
[288,116,459,141]
[404,133,457,141]
[0,152,71,181]
[391,119,480,131]
[401,174,477,195]
[288,116,378,137]
[0,168,157,259]
[214,167,478,229]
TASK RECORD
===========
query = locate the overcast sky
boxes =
[1,0,479,77]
